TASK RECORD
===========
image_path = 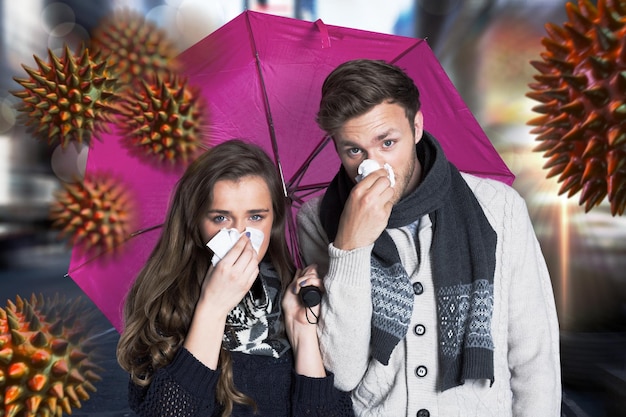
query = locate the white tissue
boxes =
[207,227,264,266]
[354,159,395,187]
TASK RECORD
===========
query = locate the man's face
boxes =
[334,102,423,204]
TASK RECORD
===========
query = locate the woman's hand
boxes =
[198,234,259,316]
[282,265,326,377]
[184,234,259,369]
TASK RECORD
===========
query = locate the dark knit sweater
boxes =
[128,347,354,417]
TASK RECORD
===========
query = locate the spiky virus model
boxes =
[89,8,179,87]
[12,45,121,149]
[50,173,137,256]
[118,74,207,165]
[0,294,102,416]
[527,0,626,215]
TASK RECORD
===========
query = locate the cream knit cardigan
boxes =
[296,173,561,417]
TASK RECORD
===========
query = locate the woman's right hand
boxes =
[183,234,258,369]
[198,234,260,317]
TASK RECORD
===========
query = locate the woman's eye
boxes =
[250,214,263,221]
[213,215,227,223]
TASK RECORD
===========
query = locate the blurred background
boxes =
[1,0,625,416]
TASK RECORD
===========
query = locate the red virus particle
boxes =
[49,173,137,256]
[0,294,103,416]
[527,0,626,215]
[89,8,180,88]
[118,74,208,165]
[12,45,121,149]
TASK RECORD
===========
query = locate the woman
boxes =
[117,140,353,417]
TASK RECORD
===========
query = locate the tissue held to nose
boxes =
[354,159,395,187]
[206,227,265,266]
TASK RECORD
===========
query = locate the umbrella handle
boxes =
[315,19,331,49]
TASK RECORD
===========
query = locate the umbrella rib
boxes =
[389,37,427,65]
[245,12,288,198]
[65,224,164,277]
[287,135,333,192]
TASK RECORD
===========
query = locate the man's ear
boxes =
[414,111,424,144]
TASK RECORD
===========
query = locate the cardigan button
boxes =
[417,409,430,417]
[412,282,424,295]
[414,324,426,336]
[415,365,427,378]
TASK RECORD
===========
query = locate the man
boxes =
[296,59,561,416]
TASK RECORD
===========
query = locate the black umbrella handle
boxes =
[300,285,322,307]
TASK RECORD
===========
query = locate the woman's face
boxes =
[200,175,274,262]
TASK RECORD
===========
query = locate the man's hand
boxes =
[334,169,394,250]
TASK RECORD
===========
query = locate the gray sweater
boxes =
[296,173,561,417]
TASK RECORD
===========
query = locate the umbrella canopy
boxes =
[68,10,514,332]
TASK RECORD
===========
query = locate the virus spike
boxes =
[51,359,69,377]
[545,56,576,73]
[64,385,80,407]
[581,157,607,183]
[595,25,618,51]
[30,348,51,368]
[544,140,574,158]
[0,347,15,364]
[543,152,571,170]
[582,137,607,158]
[541,37,571,58]
[582,85,610,106]
[565,1,596,32]
[75,384,90,400]
[610,101,626,121]
[11,329,27,346]
[563,23,593,50]
[559,99,585,115]
[589,55,614,78]
[607,149,626,175]
[562,74,589,91]
[60,396,72,414]
[579,112,605,131]
[558,173,584,197]
[28,373,48,392]
[580,179,607,211]
[26,394,43,413]
[529,59,555,75]
[5,384,25,403]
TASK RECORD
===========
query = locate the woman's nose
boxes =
[232,219,246,233]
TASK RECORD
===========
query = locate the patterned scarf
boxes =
[223,262,290,358]
[319,132,497,390]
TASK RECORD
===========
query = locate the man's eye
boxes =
[383,140,394,147]
[348,148,361,155]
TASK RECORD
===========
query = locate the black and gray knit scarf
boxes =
[222,261,290,358]
[319,131,497,391]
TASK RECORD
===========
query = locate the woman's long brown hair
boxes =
[117,140,295,416]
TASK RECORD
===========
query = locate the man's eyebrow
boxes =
[337,130,398,147]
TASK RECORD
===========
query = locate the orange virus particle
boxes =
[0,294,103,416]
[89,8,180,88]
[527,0,626,215]
[12,45,121,149]
[118,74,207,165]
[50,173,136,255]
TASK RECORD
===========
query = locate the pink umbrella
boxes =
[67,10,514,332]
